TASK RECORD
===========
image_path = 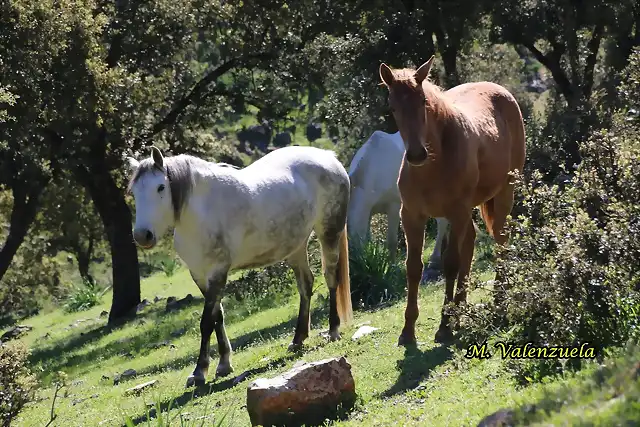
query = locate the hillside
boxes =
[6,235,638,426]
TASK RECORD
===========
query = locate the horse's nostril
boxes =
[145,230,154,242]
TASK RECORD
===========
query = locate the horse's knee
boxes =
[406,253,423,283]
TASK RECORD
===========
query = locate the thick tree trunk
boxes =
[439,47,460,88]
[0,185,45,281]
[74,162,140,323]
[76,237,94,285]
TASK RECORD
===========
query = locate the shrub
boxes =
[456,50,640,383]
[458,125,640,383]
[0,341,36,426]
[348,237,405,309]
[64,279,102,313]
[226,262,294,302]
[158,254,180,277]
[0,235,63,322]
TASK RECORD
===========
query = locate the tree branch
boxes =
[519,40,576,104]
[207,86,267,111]
[143,51,275,143]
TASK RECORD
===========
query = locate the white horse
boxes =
[347,130,449,281]
[126,146,353,388]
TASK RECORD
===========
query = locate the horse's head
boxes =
[126,146,174,249]
[379,55,435,167]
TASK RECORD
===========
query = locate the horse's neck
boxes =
[172,167,227,236]
[424,88,459,161]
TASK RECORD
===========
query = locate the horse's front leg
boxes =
[398,207,427,346]
[186,267,232,388]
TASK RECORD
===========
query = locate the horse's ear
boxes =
[125,157,140,174]
[379,63,395,87]
[151,146,164,170]
[414,55,435,84]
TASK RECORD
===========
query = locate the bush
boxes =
[0,235,64,323]
[158,254,180,277]
[226,262,294,302]
[348,237,405,309]
[458,123,640,384]
[0,341,36,426]
[138,244,181,278]
[64,279,102,313]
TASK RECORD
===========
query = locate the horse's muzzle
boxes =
[133,228,156,249]
[406,145,428,166]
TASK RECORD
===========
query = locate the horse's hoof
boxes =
[328,330,341,342]
[185,374,206,388]
[215,364,234,378]
[397,333,417,347]
[434,327,454,344]
[287,342,303,352]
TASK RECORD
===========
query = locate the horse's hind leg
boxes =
[287,243,314,352]
[318,223,353,341]
[422,217,449,283]
[454,217,476,305]
[480,182,515,305]
[317,190,354,342]
[435,209,472,343]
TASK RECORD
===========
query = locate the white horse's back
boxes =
[348,131,404,200]
[175,146,349,276]
[346,130,449,279]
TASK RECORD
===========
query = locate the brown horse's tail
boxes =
[336,224,353,324]
[480,201,495,239]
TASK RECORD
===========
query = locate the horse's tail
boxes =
[336,224,353,324]
[479,201,495,239]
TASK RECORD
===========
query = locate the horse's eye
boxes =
[157,184,165,193]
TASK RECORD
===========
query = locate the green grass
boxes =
[6,235,639,427]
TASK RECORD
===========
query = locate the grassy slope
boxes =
[9,232,638,427]
[6,95,637,425]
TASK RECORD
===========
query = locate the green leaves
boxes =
[457,52,640,384]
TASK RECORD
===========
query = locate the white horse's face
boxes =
[127,153,174,249]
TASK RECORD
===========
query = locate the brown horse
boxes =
[379,55,526,345]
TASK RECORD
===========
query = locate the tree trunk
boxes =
[74,162,140,323]
[440,47,460,88]
[76,237,94,285]
[0,185,45,281]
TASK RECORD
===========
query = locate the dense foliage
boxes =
[457,50,640,382]
[0,342,36,426]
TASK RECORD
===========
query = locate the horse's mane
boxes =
[129,154,218,221]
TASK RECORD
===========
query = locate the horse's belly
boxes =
[231,232,309,270]
[230,212,314,271]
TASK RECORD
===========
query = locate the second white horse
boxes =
[347,130,449,281]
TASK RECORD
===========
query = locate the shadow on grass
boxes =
[380,343,454,398]
[124,341,333,426]
[29,288,328,378]
[28,297,204,371]
[132,303,330,380]
[31,296,330,384]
